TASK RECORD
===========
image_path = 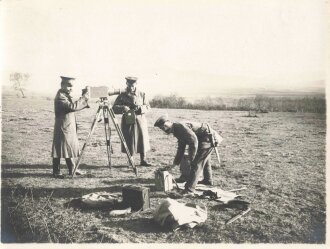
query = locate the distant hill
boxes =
[2,84,325,102]
[183,86,325,101]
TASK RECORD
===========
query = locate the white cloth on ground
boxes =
[154,198,207,230]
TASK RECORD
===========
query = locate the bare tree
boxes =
[10,72,29,98]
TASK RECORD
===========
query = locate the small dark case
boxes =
[124,110,136,125]
[122,185,150,211]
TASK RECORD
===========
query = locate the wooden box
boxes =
[122,185,150,211]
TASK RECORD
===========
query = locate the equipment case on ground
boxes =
[122,185,150,211]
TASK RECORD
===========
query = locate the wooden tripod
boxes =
[72,97,138,177]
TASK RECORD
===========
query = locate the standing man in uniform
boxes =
[112,77,152,166]
[154,114,223,194]
[51,76,90,178]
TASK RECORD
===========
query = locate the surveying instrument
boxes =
[72,87,137,178]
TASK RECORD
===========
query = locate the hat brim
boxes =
[126,80,137,84]
[60,76,75,81]
[125,76,138,82]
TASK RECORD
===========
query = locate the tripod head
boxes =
[97,87,123,106]
[97,97,112,107]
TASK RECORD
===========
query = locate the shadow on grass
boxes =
[102,217,165,234]
[1,186,123,199]
[1,176,156,199]
[1,172,53,178]
[1,163,141,179]
[102,178,154,185]
[1,171,110,179]
[1,171,139,179]
[1,163,111,170]
[211,200,250,211]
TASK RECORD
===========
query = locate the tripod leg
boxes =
[102,106,112,170]
[72,106,103,178]
[106,106,138,176]
[213,147,221,168]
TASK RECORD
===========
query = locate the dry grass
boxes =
[1,93,326,243]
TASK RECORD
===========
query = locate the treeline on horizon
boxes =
[149,94,326,113]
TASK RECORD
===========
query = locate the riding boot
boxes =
[66,158,85,175]
[140,153,152,166]
[52,158,64,179]
[65,158,74,176]
[197,157,214,185]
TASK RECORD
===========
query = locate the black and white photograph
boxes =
[1,0,328,246]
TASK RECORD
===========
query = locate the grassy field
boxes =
[1,93,326,243]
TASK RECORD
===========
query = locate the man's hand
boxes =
[135,105,142,114]
[165,164,179,172]
[123,106,130,112]
[165,165,173,171]
[82,87,90,100]
[160,165,173,172]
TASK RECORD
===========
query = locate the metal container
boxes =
[155,170,173,192]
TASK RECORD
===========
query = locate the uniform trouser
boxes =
[52,158,75,175]
[185,146,214,192]
[140,153,147,162]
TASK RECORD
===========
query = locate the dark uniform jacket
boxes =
[172,121,222,165]
[51,89,89,158]
[112,88,150,155]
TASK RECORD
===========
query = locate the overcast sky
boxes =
[1,0,326,97]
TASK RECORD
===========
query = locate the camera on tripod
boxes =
[74,85,138,177]
[82,86,123,99]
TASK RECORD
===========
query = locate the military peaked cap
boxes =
[125,76,138,83]
[60,76,75,86]
[60,76,75,81]
[154,114,169,127]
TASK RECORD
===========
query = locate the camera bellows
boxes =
[89,86,109,98]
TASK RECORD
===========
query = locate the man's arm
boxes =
[112,94,131,114]
[139,92,151,114]
[173,140,186,165]
[56,93,89,112]
[173,123,199,164]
